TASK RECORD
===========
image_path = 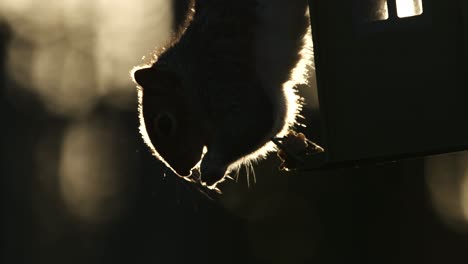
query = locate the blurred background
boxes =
[1,0,468,263]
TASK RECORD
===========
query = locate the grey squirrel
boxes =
[132,0,313,189]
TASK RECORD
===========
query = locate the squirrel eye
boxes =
[154,112,176,137]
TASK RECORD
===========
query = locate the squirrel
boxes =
[132,0,313,189]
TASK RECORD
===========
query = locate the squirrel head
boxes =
[133,66,206,177]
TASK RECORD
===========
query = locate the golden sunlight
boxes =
[59,118,135,224]
[1,0,172,117]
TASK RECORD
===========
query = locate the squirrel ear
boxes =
[133,67,181,94]
[133,67,153,88]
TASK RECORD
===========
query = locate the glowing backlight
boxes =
[396,0,423,18]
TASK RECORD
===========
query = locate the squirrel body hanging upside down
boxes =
[132,0,313,188]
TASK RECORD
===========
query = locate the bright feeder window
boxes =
[396,0,424,18]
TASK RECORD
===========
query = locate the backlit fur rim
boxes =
[130,0,198,182]
[225,14,314,176]
[131,0,313,185]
